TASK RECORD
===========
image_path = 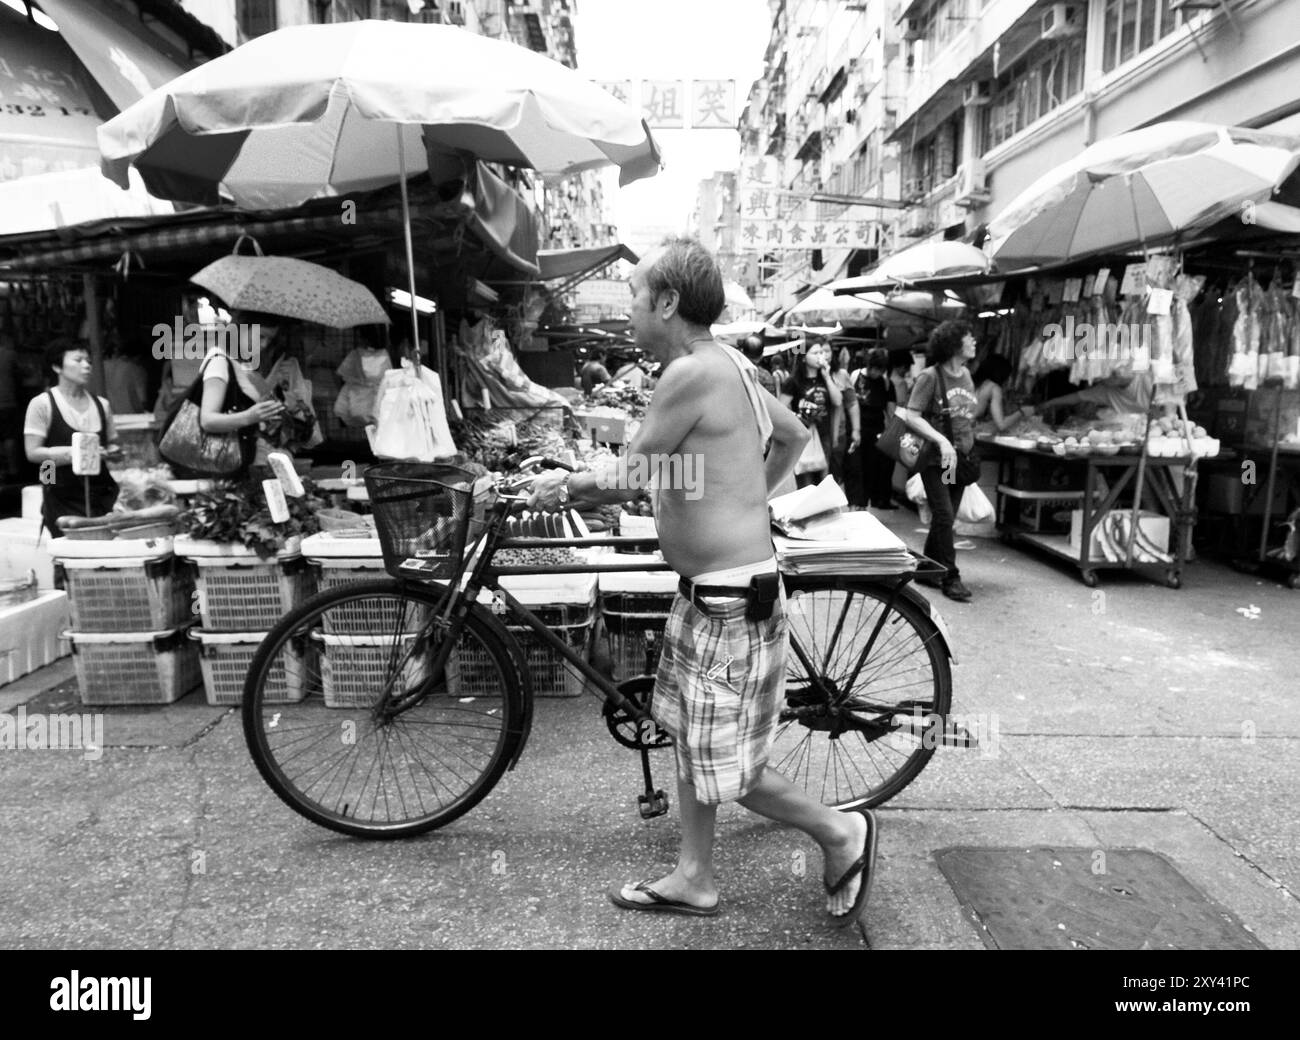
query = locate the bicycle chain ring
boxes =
[604,676,674,750]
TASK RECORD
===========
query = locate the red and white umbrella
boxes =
[98,20,661,353]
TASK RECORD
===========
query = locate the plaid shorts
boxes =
[650,588,788,804]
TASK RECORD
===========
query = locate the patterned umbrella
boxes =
[191,253,390,329]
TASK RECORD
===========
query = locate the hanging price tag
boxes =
[1045,279,1064,305]
[1062,278,1082,303]
[1146,287,1173,316]
[1080,274,1095,298]
[1120,263,1148,296]
[1092,268,1110,295]
[70,432,101,476]
[263,479,290,523]
[1292,277,1300,300]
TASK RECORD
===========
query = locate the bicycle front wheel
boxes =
[773,577,952,810]
[241,579,525,838]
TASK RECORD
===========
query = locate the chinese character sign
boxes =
[598,79,737,129]
[734,220,878,251]
[642,80,684,128]
[692,80,734,129]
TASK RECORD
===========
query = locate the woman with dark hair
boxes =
[902,320,979,602]
[972,353,1034,432]
[779,339,841,488]
[851,347,897,509]
[23,338,121,537]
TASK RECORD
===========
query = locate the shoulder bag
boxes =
[931,365,981,487]
[875,372,931,471]
[157,354,255,477]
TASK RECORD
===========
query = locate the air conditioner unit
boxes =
[901,209,932,238]
[962,80,992,107]
[1040,4,1081,40]
[903,19,923,42]
[954,160,990,207]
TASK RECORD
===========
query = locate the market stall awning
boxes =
[0,162,540,278]
[538,243,638,282]
[0,164,174,236]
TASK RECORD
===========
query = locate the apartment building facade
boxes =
[891,0,1300,244]
[178,0,615,251]
[733,0,1300,313]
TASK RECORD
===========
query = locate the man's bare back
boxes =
[652,341,773,580]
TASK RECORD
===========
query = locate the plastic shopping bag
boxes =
[956,483,994,524]
[334,347,392,427]
[370,360,456,462]
[795,423,827,475]
[905,472,927,504]
[265,356,323,449]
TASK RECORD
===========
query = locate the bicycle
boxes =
[241,459,963,839]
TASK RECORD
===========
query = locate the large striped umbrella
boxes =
[98,19,661,354]
[988,122,1300,268]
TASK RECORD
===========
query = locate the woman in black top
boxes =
[780,340,841,488]
[852,347,897,509]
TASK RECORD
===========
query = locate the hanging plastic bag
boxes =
[370,359,457,462]
[956,484,994,524]
[264,356,324,449]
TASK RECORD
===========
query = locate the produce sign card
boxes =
[1092,268,1110,295]
[1062,278,1082,303]
[1120,263,1148,296]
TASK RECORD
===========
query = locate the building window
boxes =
[237,0,277,38]
[981,35,1085,152]
[1102,0,1177,73]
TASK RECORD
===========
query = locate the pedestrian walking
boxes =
[529,236,878,925]
[853,347,898,509]
[902,321,979,603]
[780,340,841,488]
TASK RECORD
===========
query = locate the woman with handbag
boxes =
[780,340,841,488]
[903,321,980,603]
[197,321,284,472]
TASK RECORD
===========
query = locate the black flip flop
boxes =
[824,808,879,929]
[608,881,720,917]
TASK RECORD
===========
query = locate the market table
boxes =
[977,435,1212,589]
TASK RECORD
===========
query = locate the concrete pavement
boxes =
[1,513,1296,949]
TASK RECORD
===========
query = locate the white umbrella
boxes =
[787,283,963,327]
[98,20,661,356]
[866,240,992,284]
[988,121,1300,267]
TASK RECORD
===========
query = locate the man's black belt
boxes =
[678,578,749,604]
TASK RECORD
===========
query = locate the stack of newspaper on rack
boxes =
[770,477,915,576]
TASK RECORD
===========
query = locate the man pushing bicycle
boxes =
[529,237,879,926]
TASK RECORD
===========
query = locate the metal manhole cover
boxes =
[934,847,1265,950]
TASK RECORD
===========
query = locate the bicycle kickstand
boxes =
[637,747,669,820]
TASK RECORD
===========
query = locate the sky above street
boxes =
[573,0,771,252]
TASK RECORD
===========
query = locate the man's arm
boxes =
[761,385,810,496]
[530,354,707,509]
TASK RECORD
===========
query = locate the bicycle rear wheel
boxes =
[241,579,525,838]
[773,577,952,809]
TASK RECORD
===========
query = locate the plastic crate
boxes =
[57,555,193,633]
[460,598,595,699]
[195,630,308,706]
[68,627,200,705]
[190,555,315,630]
[601,591,675,678]
[318,632,448,708]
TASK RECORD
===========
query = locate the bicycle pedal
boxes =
[637,790,670,819]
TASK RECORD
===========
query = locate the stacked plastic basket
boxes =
[177,536,315,706]
[53,536,202,705]
[596,556,678,679]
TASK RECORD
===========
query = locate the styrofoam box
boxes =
[480,572,598,605]
[0,590,70,686]
[174,535,302,560]
[596,554,677,594]
[300,532,383,560]
[0,516,57,590]
[49,536,174,559]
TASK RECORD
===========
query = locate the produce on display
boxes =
[180,475,326,554]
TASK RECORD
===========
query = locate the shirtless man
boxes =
[530,237,878,925]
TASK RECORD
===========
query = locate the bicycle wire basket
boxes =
[365,462,487,581]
